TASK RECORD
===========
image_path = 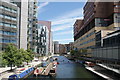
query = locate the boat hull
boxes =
[8,67,35,80]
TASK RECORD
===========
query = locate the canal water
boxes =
[28,56,104,80]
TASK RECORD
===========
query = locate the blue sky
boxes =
[37,2,85,44]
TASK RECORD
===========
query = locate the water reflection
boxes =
[28,56,103,80]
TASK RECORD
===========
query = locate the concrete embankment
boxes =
[85,66,112,80]
[85,64,120,80]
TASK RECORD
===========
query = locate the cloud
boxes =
[54,38,74,42]
[54,30,73,35]
[51,8,83,25]
[37,2,49,14]
[38,2,49,10]
[52,17,82,26]
[50,8,83,32]
[55,8,83,20]
[52,24,72,31]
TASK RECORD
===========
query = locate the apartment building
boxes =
[0,0,19,51]
[59,43,73,54]
[93,30,120,65]
[54,41,59,54]
[50,32,54,54]
[74,1,120,56]
[27,0,37,52]
[10,0,28,50]
[36,21,52,56]
[69,42,74,51]
[10,0,37,51]
[59,44,66,54]
[95,30,114,47]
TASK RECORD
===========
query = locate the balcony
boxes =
[32,26,36,30]
[40,34,46,37]
[2,18,17,24]
[3,10,17,17]
[2,26,17,32]
[2,34,17,37]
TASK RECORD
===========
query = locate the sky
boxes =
[37,2,85,44]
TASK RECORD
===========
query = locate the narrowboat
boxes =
[8,67,34,80]
[49,64,57,77]
[84,61,95,67]
[41,61,48,67]
[34,67,44,76]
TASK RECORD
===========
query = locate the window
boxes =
[5,15,11,19]
[0,22,3,26]
[0,14,3,18]
[4,23,11,27]
[11,17,17,21]
[0,6,4,9]
[12,9,17,13]
[4,7,11,12]
[95,18,108,27]
[0,30,3,34]
[11,24,17,28]
[114,27,120,30]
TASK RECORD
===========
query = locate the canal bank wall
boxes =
[85,67,111,80]
[67,57,120,80]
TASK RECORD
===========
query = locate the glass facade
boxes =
[0,1,18,50]
[27,0,37,52]
[103,31,120,47]
[36,24,49,56]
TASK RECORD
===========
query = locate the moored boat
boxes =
[53,61,59,65]
[34,68,39,76]
[49,64,57,77]
[84,61,95,67]
[34,67,44,76]
[8,67,34,80]
[53,57,58,61]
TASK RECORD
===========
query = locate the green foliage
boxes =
[48,53,51,56]
[0,53,7,67]
[16,49,25,66]
[23,51,30,64]
[2,44,34,70]
[26,49,34,61]
[70,49,88,59]
[70,50,79,57]
[19,48,34,65]
[2,44,21,70]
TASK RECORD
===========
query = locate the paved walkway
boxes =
[0,56,54,79]
[0,67,15,74]
[0,61,42,79]
[0,72,14,80]
[85,67,112,80]
[97,63,120,74]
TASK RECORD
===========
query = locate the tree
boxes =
[79,49,87,57]
[16,49,26,67]
[22,49,34,65]
[70,50,79,58]
[2,44,23,71]
[70,50,76,56]
[26,49,34,61]
[48,53,51,56]
[0,53,7,67]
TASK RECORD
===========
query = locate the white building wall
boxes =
[50,32,53,54]
[46,26,49,56]
[19,0,28,50]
